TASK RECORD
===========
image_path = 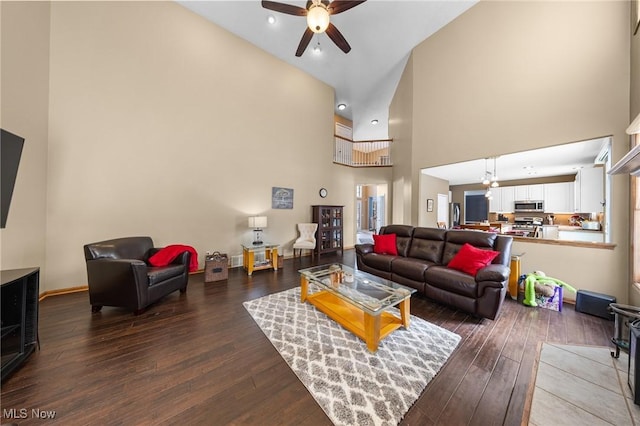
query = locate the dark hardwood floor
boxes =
[1,250,614,425]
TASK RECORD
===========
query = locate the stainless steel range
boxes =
[513,216,543,232]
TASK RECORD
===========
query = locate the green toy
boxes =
[523,271,577,307]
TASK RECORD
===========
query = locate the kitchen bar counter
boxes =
[509,234,615,250]
[557,225,603,232]
[556,225,604,243]
[459,222,609,246]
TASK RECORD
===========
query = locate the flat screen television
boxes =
[1,129,25,229]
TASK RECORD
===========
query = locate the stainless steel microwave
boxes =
[514,200,544,213]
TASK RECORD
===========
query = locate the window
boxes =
[465,191,488,223]
[610,130,639,290]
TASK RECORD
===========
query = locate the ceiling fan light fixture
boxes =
[307,3,330,33]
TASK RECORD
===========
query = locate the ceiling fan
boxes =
[261,0,367,57]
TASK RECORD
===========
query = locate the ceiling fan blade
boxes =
[328,0,367,15]
[325,23,351,54]
[295,28,314,57]
[261,1,307,16]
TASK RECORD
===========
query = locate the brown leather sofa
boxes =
[355,225,513,320]
[84,236,191,314]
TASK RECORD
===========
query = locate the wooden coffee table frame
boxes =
[300,275,411,353]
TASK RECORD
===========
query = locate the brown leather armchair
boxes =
[83,236,191,314]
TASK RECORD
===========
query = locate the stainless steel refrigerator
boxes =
[450,203,460,228]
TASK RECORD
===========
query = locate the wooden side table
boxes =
[241,243,278,276]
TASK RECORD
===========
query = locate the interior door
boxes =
[437,193,449,225]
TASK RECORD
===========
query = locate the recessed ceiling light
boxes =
[371,119,379,125]
[267,15,276,25]
[337,103,346,110]
[312,43,322,54]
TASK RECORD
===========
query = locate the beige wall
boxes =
[389,54,414,225]
[391,1,632,302]
[633,2,640,120]
[1,1,390,291]
[419,174,449,227]
[0,2,50,273]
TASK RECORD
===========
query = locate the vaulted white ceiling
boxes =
[177,0,477,140]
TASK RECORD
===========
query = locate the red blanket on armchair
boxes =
[148,244,199,272]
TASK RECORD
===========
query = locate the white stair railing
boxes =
[333,135,393,167]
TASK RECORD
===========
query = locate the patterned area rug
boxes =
[243,287,461,426]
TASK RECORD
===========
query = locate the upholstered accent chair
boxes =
[293,223,318,258]
[83,236,190,315]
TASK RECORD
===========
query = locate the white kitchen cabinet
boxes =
[529,184,544,200]
[543,182,574,213]
[514,186,527,200]
[488,187,501,212]
[514,184,544,200]
[488,186,515,212]
[500,186,515,212]
[574,167,604,213]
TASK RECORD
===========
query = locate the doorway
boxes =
[356,183,388,243]
[437,193,449,226]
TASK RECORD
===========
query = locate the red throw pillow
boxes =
[373,234,398,256]
[447,243,500,276]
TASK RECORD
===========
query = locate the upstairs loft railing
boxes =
[333,135,393,167]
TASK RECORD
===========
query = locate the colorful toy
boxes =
[523,271,577,307]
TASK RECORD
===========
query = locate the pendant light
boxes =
[481,159,491,185]
[490,157,499,188]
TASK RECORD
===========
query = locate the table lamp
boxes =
[248,216,267,245]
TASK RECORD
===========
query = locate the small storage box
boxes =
[536,285,563,312]
[575,289,615,320]
[204,252,228,283]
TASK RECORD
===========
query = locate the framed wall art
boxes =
[272,187,294,209]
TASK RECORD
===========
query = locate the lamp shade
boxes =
[248,216,267,229]
[307,4,330,33]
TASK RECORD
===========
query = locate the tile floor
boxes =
[528,343,640,425]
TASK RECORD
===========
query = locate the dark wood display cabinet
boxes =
[1,267,39,382]
[312,205,344,257]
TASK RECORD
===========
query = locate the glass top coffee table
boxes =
[298,264,416,352]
